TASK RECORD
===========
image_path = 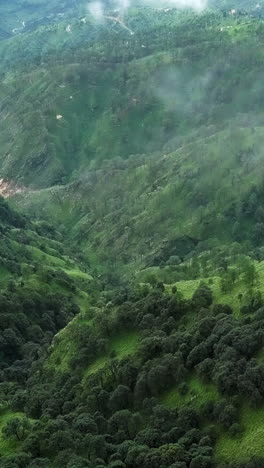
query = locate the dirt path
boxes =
[104,15,134,35]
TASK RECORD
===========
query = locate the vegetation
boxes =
[1,274,264,466]
[1,0,264,466]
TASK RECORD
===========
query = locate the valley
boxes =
[0,1,264,467]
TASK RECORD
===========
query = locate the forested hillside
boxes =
[1,202,264,467]
[10,5,264,277]
[1,0,264,466]
[0,0,87,40]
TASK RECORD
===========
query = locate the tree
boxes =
[108,462,126,468]
[29,459,50,468]
[73,414,97,434]
[213,401,238,428]
[196,358,214,379]
[169,463,188,468]
[192,284,213,309]
[241,260,258,287]
[11,390,27,412]
[109,385,132,412]
[255,206,264,222]
[109,410,142,439]
[232,221,242,241]
[89,435,107,461]
[48,430,74,454]
[253,222,264,246]
[66,456,92,468]
[190,455,212,468]
[147,365,169,396]
[0,453,31,468]
[2,417,31,441]
[135,428,161,448]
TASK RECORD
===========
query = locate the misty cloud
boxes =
[140,0,207,10]
[87,0,207,21]
[88,1,105,21]
[153,66,213,114]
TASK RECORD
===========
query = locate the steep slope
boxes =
[0,0,87,40]
[2,276,264,467]
[0,196,96,376]
[14,121,264,280]
[3,2,264,468]
[4,6,264,280]
[0,197,103,462]
[1,8,263,186]
[0,204,262,468]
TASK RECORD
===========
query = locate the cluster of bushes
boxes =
[0,287,79,382]
[1,283,264,466]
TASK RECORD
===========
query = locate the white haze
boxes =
[88,1,105,21]
[140,0,207,10]
[88,0,207,21]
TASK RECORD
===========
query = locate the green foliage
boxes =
[2,3,264,467]
[2,417,31,441]
[0,410,25,455]
[162,375,219,410]
[216,405,264,461]
[83,332,140,378]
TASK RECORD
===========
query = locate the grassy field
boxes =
[174,259,264,317]
[83,331,140,379]
[162,375,219,410]
[162,375,264,463]
[176,276,242,315]
[28,245,66,267]
[216,404,264,462]
[0,410,25,455]
[63,269,92,281]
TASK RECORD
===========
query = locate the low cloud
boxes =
[88,1,105,21]
[87,0,207,21]
[153,66,213,114]
[148,0,207,10]
[137,0,207,10]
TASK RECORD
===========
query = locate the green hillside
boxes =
[1,0,264,467]
[5,5,264,279]
[3,272,264,467]
[0,0,87,40]
[14,121,264,283]
[1,7,264,187]
[0,195,96,386]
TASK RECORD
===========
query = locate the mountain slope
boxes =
[0,0,87,40]
[0,196,96,371]
[2,8,264,186]
[2,2,264,467]
[14,121,264,280]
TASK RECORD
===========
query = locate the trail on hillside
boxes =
[12,21,26,34]
[104,15,135,35]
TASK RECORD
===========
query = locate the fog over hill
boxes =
[1,0,264,467]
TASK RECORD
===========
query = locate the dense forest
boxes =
[1,0,264,466]
[1,200,264,467]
